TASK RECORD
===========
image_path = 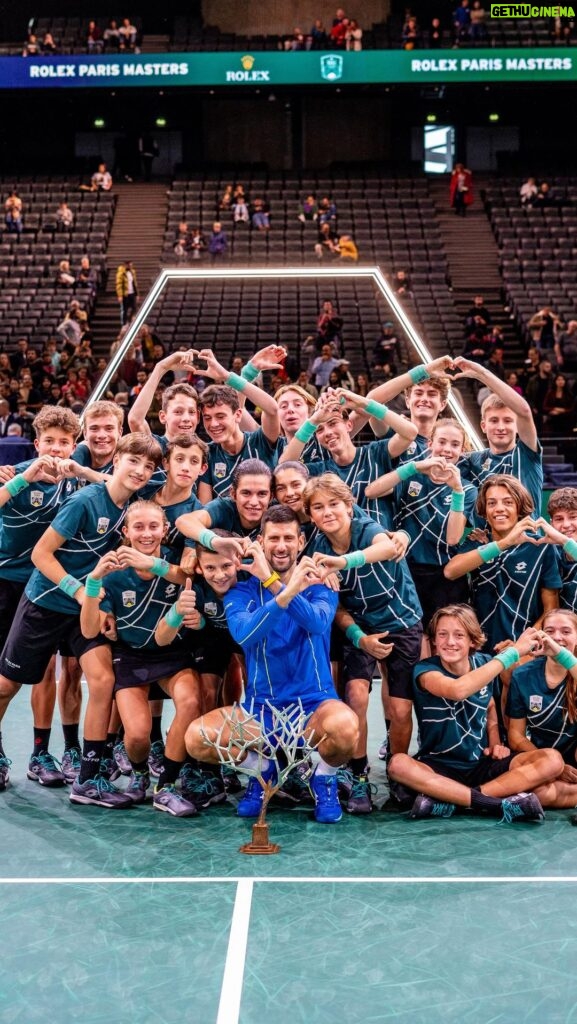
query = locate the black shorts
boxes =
[0,595,108,686]
[417,752,515,788]
[342,621,423,701]
[189,630,242,677]
[0,578,26,651]
[408,563,470,631]
[112,644,195,699]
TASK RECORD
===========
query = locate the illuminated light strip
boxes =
[87,265,483,449]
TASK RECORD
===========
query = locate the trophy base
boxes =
[239,822,280,855]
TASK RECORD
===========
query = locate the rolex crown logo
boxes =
[241,55,255,71]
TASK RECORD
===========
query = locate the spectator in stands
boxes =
[90,163,113,192]
[462,324,494,365]
[486,346,506,381]
[251,197,270,231]
[336,234,359,262]
[315,222,339,260]
[321,369,344,393]
[337,358,356,390]
[464,295,492,335]
[372,322,400,370]
[56,260,76,288]
[318,196,337,226]
[41,31,58,54]
[528,306,562,354]
[22,34,40,56]
[450,163,473,216]
[208,221,228,262]
[219,185,233,212]
[402,16,421,49]
[346,18,363,50]
[470,1,488,41]
[116,259,139,325]
[393,269,413,297]
[17,369,42,411]
[139,134,158,181]
[286,27,306,50]
[550,13,574,42]
[355,373,371,397]
[428,16,443,47]
[330,13,349,47]
[555,319,577,373]
[534,181,555,208]
[520,177,539,206]
[71,339,96,375]
[232,189,249,223]
[311,344,341,389]
[316,300,343,354]
[85,20,103,54]
[9,338,29,375]
[76,256,97,294]
[297,370,319,400]
[103,19,121,51]
[543,374,575,435]
[5,191,23,234]
[504,370,523,395]
[453,0,472,43]
[119,18,138,51]
[526,357,554,432]
[189,228,206,260]
[310,19,328,48]
[298,195,318,223]
[55,201,74,231]
[0,400,21,437]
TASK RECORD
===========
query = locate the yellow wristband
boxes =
[262,571,280,589]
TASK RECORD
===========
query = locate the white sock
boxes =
[243,750,270,772]
[315,758,338,776]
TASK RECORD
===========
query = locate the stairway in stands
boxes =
[90,182,167,356]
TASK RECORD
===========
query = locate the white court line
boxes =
[2,875,577,884]
[216,879,253,1024]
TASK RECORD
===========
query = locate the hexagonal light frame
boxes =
[88,265,483,449]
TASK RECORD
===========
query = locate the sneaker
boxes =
[310,769,342,824]
[99,756,121,783]
[221,763,242,794]
[125,770,150,805]
[337,765,354,800]
[0,755,12,791]
[60,747,81,785]
[180,764,227,808]
[378,735,389,760]
[500,792,544,823]
[386,779,415,811]
[345,773,375,815]
[148,740,165,777]
[70,775,134,808]
[27,752,66,787]
[275,760,315,806]
[113,741,131,776]
[237,764,277,818]
[409,794,456,819]
[153,783,198,817]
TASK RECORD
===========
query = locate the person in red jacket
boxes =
[450,164,474,217]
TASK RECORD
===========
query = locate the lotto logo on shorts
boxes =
[97,517,110,534]
[122,590,136,608]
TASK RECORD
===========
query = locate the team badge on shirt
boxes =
[30,490,44,508]
[482,458,492,472]
[406,442,417,456]
[529,695,543,712]
[122,590,136,608]
[214,462,227,480]
[408,481,423,497]
[97,517,110,535]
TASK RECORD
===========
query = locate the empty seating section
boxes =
[157,174,463,372]
[486,178,577,348]
[0,180,114,348]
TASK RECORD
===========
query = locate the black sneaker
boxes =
[386,779,415,811]
[0,754,12,791]
[345,773,375,815]
[27,752,66,787]
[180,764,227,808]
[274,760,315,806]
[500,792,544,823]
[221,763,242,794]
[409,794,456,819]
[70,775,134,808]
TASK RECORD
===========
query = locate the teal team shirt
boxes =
[393,474,477,567]
[199,429,277,497]
[101,569,187,651]
[0,460,77,583]
[413,652,494,772]
[556,549,577,613]
[458,535,562,652]
[154,489,203,560]
[306,438,396,529]
[25,482,129,615]
[185,496,261,551]
[506,658,577,759]
[460,440,543,524]
[311,508,422,633]
[276,433,324,464]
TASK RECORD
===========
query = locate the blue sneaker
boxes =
[410,794,456,819]
[60,747,81,785]
[500,792,544,823]
[27,752,66,787]
[153,783,198,817]
[237,764,277,818]
[70,775,133,808]
[148,740,165,778]
[0,755,12,791]
[125,770,150,805]
[310,769,342,824]
[180,764,227,808]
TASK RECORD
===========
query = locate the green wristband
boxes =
[58,574,82,599]
[343,550,367,570]
[365,399,388,422]
[295,420,318,444]
[450,491,465,513]
[150,557,170,578]
[554,648,577,671]
[240,362,259,383]
[225,372,247,393]
[198,528,217,551]
[5,474,30,497]
[479,541,501,563]
[345,623,366,649]
[563,539,577,562]
[494,647,520,671]
[166,604,185,630]
[397,461,418,482]
[408,366,430,385]
[84,575,102,598]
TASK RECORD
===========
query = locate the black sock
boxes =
[62,723,80,751]
[129,758,149,774]
[350,756,368,776]
[156,756,182,790]
[0,731,5,757]
[33,727,51,756]
[150,715,163,744]
[79,740,105,783]
[104,732,116,758]
[470,788,503,816]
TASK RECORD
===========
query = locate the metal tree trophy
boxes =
[201,700,324,855]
